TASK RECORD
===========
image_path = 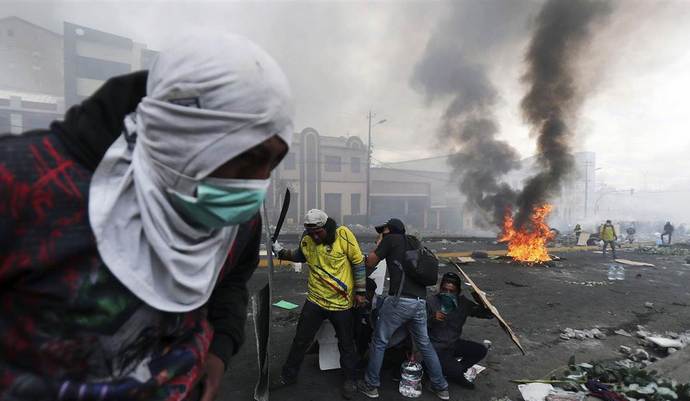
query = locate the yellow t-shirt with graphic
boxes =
[300,226,364,311]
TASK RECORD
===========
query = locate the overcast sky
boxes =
[3,0,689,192]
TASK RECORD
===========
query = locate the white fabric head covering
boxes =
[304,209,328,227]
[89,33,294,312]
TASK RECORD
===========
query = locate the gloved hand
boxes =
[271,241,284,258]
[354,294,368,308]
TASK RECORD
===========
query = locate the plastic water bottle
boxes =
[399,356,423,398]
[616,265,625,280]
[607,264,616,281]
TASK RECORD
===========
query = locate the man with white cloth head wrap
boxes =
[0,32,292,401]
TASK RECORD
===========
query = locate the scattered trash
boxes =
[566,280,609,287]
[607,264,625,281]
[463,364,486,382]
[615,259,655,267]
[644,302,654,309]
[545,390,585,401]
[585,379,627,401]
[646,336,684,349]
[614,329,632,337]
[560,328,606,340]
[633,348,650,361]
[456,256,476,264]
[518,383,554,401]
[619,345,632,355]
[483,339,492,349]
[273,300,300,310]
[534,356,690,400]
[636,245,690,256]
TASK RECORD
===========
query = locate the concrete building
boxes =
[0,17,156,134]
[270,127,368,226]
[0,17,64,133]
[63,21,156,106]
[375,156,465,233]
[270,138,467,233]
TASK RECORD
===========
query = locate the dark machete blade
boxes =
[271,188,290,243]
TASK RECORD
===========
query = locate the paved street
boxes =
[220,244,690,401]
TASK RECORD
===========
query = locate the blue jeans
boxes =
[364,297,448,390]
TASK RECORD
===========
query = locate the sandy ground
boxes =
[218,242,690,401]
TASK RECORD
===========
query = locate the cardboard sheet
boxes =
[453,262,526,355]
[576,232,591,246]
[615,258,655,267]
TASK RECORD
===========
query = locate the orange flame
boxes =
[499,204,555,264]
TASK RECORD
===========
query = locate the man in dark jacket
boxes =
[427,272,493,389]
[662,221,674,245]
[0,33,292,401]
[359,218,450,400]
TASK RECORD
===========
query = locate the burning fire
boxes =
[499,204,555,264]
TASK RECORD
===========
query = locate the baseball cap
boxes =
[375,218,406,234]
[304,209,328,227]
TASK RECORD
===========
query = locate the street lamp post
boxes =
[366,110,386,226]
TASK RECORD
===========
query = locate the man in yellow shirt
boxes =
[600,219,618,259]
[272,209,366,399]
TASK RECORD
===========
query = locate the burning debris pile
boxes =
[500,204,555,264]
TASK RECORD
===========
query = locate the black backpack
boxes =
[400,235,439,286]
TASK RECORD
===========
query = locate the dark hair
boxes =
[441,272,462,289]
[323,217,337,245]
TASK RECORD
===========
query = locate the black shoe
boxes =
[342,380,356,400]
[456,375,476,389]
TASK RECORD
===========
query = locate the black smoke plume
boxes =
[410,1,530,227]
[515,0,612,227]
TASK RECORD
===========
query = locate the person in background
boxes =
[0,33,293,401]
[574,223,582,240]
[600,219,618,259]
[661,221,674,245]
[272,209,366,399]
[427,272,493,389]
[358,218,450,400]
[626,224,636,244]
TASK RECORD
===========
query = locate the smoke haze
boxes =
[516,0,612,227]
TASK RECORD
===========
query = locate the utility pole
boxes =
[365,111,386,226]
[584,160,592,218]
[366,110,373,226]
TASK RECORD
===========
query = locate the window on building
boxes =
[7,29,14,37]
[325,193,342,222]
[351,157,361,173]
[324,155,341,172]
[351,193,361,215]
[283,152,296,170]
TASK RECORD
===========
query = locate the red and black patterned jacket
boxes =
[0,72,262,401]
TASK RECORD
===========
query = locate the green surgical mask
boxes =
[439,292,458,314]
[169,177,269,229]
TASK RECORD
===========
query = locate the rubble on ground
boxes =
[566,280,609,287]
[560,328,607,340]
[636,245,690,256]
[516,355,690,401]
